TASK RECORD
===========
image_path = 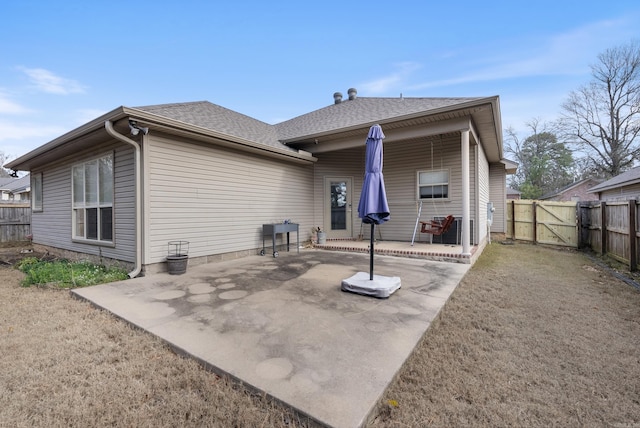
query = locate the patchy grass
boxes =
[0,266,317,428]
[16,257,129,288]
[371,242,640,427]
[0,243,639,427]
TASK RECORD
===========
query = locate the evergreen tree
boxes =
[506,121,574,199]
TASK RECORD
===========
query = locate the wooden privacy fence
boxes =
[507,199,640,271]
[506,200,579,247]
[579,200,639,272]
[0,203,31,243]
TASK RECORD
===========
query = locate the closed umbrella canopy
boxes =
[342,124,400,296]
[357,124,390,225]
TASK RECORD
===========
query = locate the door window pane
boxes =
[331,181,347,230]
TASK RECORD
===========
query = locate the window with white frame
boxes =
[417,169,449,199]
[32,173,43,211]
[72,154,113,242]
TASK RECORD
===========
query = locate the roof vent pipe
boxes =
[348,88,357,100]
[333,92,343,104]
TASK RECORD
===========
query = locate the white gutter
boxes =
[105,120,142,278]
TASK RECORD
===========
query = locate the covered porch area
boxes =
[313,238,483,265]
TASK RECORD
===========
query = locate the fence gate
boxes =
[507,200,578,247]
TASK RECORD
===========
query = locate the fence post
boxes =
[511,200,516,239]
[532,201,538,244]
[630,200,637,272]
[601,202,607,256]
[577,203,583,248]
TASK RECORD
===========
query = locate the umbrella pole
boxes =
[370,223,375,280]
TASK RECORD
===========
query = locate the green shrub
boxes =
[17,258,128,288]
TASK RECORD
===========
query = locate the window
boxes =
[417,170,449,199]
[32,173,43,211]
[72,154,113,242]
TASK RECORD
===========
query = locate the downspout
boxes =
[105,120,142,278]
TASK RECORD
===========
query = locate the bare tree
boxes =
[559,40,640,177]
[0,151,12,178]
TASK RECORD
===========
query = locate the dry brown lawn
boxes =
[1,242,639,427]
[372,242,640,427]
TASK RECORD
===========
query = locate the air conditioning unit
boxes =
[431,217,474,245]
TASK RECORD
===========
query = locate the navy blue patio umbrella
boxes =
[357,124,390,280]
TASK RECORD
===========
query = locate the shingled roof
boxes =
[0,174,30,193]
[274,96,481,142]
[135,96,484,147]
[589,166,640,193]
[6,94,500,171]
[135,101,283,149]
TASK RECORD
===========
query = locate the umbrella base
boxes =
[341,272,401,298]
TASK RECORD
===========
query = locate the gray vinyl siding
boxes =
[489,163,507,233]
[599,183,640,201]
[477,144,489,243]
[313,133,478,242]
[312,147,364,237]
[145,135,314,264]
[31,141,136,262]
[384,135,473,241]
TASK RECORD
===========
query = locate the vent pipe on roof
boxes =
[348,88,357,100]
[333,92,343,104]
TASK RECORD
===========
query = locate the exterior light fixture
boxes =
[128,120,149,136]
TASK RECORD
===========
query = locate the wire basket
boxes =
[168,241,189,257]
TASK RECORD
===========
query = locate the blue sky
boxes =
[1,0,639,164]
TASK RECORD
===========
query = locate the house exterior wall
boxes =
[561,182,599,201]
[313,133,481,243]
[477,143,490,242]
[489,164,507,233]
[30,140,136,264]
[144,135,314,265]
[311,146,364,237]
[544,180,600,202]
[598,183,640,201]
[15,192,30,202]
[387,135,476,242]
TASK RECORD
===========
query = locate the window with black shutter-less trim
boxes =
[32,173,43,212]
[71,154,114,242]
[417,169,449,200]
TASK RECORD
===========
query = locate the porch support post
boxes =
[461,129,471,256]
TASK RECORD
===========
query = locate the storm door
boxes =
[324,177,352,238]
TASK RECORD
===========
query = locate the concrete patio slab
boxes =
[72,249,469,428]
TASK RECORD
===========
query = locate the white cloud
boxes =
[359,62,422,94]
[410,17,632,91]
[18,67,86,95]
[0,91,31,114]
[73,108,110,125]
[0,120,66,142]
